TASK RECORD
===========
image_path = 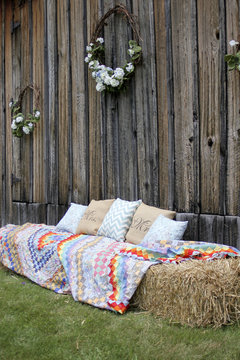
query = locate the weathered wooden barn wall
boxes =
[1,0,240,249]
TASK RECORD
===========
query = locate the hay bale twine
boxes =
[133,258,240,328]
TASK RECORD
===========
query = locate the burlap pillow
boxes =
[125,203,176,245]
[76,199,115,235]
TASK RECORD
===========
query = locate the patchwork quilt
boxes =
[0,223,240,314]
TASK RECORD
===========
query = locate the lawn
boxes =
[0,263,240,360]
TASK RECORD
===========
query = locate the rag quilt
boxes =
[0,223,240,314]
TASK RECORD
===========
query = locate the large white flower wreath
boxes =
[85,37,142,93]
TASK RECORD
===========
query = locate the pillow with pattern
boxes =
[55,203,87,234]
[97,198,142,242]
[125,203,176,245]
[140,214,188,250]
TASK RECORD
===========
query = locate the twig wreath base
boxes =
[10,84,40,138]
[85,4,142,93]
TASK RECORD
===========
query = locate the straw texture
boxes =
[133,258,240,328]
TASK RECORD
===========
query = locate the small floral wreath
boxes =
[85,4,142,93]
[10,84,41,138]
[225,39,240,71]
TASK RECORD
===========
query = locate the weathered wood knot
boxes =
[207,137,214,147]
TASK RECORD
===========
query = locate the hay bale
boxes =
[133,258,240,328]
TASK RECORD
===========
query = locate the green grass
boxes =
[0,264,240,360]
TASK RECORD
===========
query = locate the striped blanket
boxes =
[0,223,239,314]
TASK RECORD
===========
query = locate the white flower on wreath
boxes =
[126,63,134,72]
[103,75,112,85]
[28,122,34,128]
[11,120,17,130]
[229,40,239,47]
[16,116,23,123]
[128,49,135,57]
[9,101,13,108]
[23,126,30,135]
[34,110,40,118]
[96,37,104,44]
[96,82,106,92]
[110,78,120,87]
[114,67,125,79]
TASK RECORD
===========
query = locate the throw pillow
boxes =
[55,203,87,233]
[125,203,176,245]
[97,198,142,242]
[76,199,115,235]
[140,214,188,250]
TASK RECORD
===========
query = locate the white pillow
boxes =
[97,198,142,242]
[55,203,87,233]
[140,214,188,250]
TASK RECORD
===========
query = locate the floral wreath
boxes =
[85,4,142,93]
[225,39,240,71]
[10,84,41,138]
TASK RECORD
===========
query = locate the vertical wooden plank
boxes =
[154,0,169,209]
[70,0,89,204]
[103,0,120,199]
[199,214,224,244]
[32,0,45,203]
[19,0,32,202]
[164,0,175,210]
[198,0,222,214]
[87,0,103,200]
[11,0,21,202]
[171,0,199,213]
[218,0,227,215]
[132,0,159,206]
[56,0,71,205]
[46,0,58,205]
[0,0,4,225]
[224,216,240,250]
[226,0,240,216]
[115,0,138,201]
[4,1,13,223]
[176,213,199,241]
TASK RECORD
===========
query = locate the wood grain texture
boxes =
[32,0,45,203]
[115,0,138,201]
[57,0,71,205]
[132,0,159,206]
[226,0,240,216]
[70,0,89,205]
[153,0,169,209]
[1,0,240,249]
[164,0,175,210]
[0,0,3,225]
[11,0,21,202]
[19,1,32,202]
[4,1,13,224]
[224,216,240,250]
[171,0,198,213]
[198,0,222,214]
[199,214,224,244]
[46,0,58,205]
[176,213,199,241]
[87,0,103,201]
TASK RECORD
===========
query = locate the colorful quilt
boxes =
[0,223,240,314]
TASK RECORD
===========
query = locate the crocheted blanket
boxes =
[0,223,239,314]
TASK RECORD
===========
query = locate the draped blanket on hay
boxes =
[0,223,239,314]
